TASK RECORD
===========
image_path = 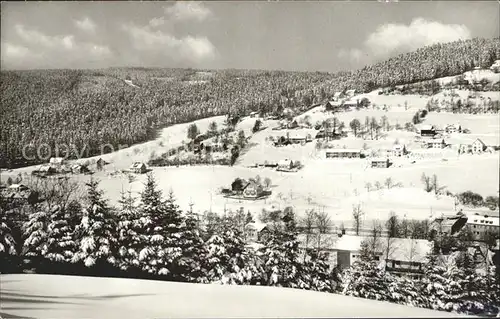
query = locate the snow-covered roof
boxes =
[392,144,405,150]
[245,221,268,232]
[465,214,500,227]
[278,159,293,166]
[419,125,435,131]
[49,157,64,164]
[371,157,389,162]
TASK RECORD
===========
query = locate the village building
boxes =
[49,157,65,166]
[342,100,358,109]
[446,137,488,154]
[430,213,469,238]
[242,180,265,199]
[426,138,446,149]
[36,165,56,176]
[445,124,462,134]
[325,149,363,159]
[324,101,342,112]
[392,144,407,157]
[332,92,342,101]
[463,213,500,241]
[286,131,313,144]
[2,184,40,205]
[244,221,269,243]
[129,162,147,174]
[345,89,356,98]
[71,164,90,174]
[249,111,259,118]
[96,158,108,168]
[371,157,391,168]
[419,125,437,137]
[277,159,295,171]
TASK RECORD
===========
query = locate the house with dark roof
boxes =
[129,162,147,174]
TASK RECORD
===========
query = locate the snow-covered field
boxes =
[0,274,466,318]
[2,78,499,225]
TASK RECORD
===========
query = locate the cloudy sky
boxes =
[1,1,498,72]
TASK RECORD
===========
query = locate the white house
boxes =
[129,162,147,174]
[392,144,406,157]
[49,157,65,166]
[426,139,446,149]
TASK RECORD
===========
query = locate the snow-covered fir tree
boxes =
[0,210,18,272]
[22,209,50,261]
[199,214,248,284]
[260,207,303,288]
[164,191,205,282]
[116,190,144,273]
[44,205,79,264]
[340,240,392,301]
[72,179,118,269]
[300,249,336,292]
[135,175,204,281]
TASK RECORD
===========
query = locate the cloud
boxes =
[149,17,166,28]
[164,1,212,22]
[365,18,471,56]
[1,42,40,61]
[122,23,216,63]
[3,24,112,68]
[338,18,471,62]
[15,24,75,50]
[74,17,97,33]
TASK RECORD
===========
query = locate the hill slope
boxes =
[0,274,466,319]
[1,38,498,168]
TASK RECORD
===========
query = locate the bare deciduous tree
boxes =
[384,177,393,189]
[352,204,364,236]
[421,173,433,192]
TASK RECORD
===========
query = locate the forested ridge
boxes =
[1,37,499,168]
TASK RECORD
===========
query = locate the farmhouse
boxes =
[325,149,362,159]
[71,164,90,174]
[447,137,488,154]
[371,157,391,168]
[249,111,259,118]
[324,101,342,112]
[419,125,437,137]
[1,184,40,205]
[332,92,342,101]
[445,124,461,134]
[345,89,356,97]
[242,180,265,199]
[392,144,407,157]
[36,165,56,176]
[286,131,312,144]
[277,159,294,171]
[426,138,446,149]
[96,158,108,167]
[49,157,65,166]
[342,100,358,109]
[244,221,269,243]
[129,162,147,174]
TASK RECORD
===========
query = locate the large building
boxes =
[297,234,433,276]
[325,149,363,159]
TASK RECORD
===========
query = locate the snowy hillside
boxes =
[0,274,467,319]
